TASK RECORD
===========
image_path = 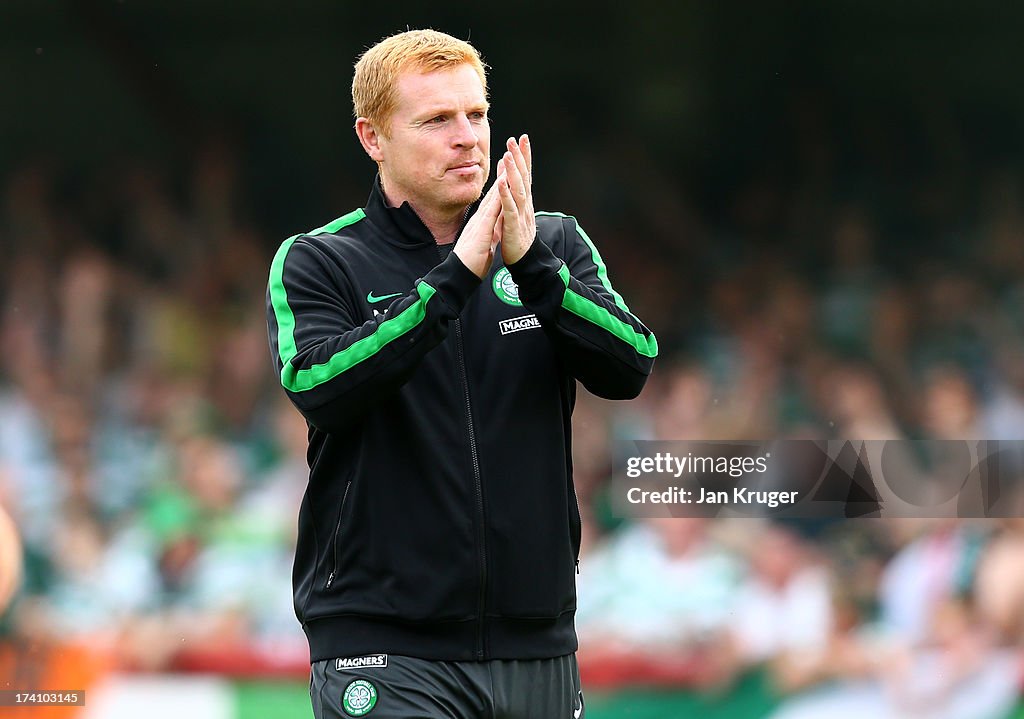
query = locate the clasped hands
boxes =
[454,135,536,278]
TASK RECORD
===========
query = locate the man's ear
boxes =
[355,118,385,163]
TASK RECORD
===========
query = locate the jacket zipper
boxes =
[436,235,488,660]
[326,480,353,590]
[453,319,488,659]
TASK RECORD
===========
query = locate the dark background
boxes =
[6,1,1023,242]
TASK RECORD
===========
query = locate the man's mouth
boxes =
[447,161,481,175]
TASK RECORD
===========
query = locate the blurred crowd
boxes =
[1,136,1024,716]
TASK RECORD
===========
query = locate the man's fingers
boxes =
[481,169,504,202]
[462,170,504,246]
[503,152,529,214]
[474,169,505,220]
[484,174,501,203]
[520,134,532,178]
[507,136,529,181]
[506,137,530,191]
[498,176,520,217]
[500,142,536,241]
[481,178,503,220]
[502,151,522,195]
[511,137,536,236]
[492,139,535,266]
[491,214,503,253]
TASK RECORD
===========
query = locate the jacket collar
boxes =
[363,174,481,249]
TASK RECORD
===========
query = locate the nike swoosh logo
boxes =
[573,691,583,719]
[366,291,402,304]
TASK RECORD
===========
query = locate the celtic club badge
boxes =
[492,267,523,306]
[342,679,377,716]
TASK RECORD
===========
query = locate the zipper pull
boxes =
[576,560,580,575]
[326,571,335,589]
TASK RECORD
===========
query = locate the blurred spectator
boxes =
[820,208,884,358]
[729,521,834,690]
[769,520,1020,719]
[922,367,985,439]
[577,518,741,656]
[0,504,20,614]
[975,517,1024,647]
[823,363,904,440]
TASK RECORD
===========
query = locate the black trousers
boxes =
[310,653,584,719]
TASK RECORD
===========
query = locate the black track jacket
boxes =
[266,180,657,663]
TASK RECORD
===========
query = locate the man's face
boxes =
[375,64,490,217]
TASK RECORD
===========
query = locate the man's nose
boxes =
[451,114,478,148]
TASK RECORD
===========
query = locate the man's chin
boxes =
[448,180,487,207]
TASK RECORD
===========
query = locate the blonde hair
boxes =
[352,29,488,138]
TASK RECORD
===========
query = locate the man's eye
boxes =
[428,116,446,124]
[469,112,486,121]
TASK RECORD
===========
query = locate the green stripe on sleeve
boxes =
[562,287,658,358]
[270,235,301,365]
[269,209,366,368]
[542,215,656,357]
[536,211,631,312]
[281,282,436,392]
[270,208,441,393]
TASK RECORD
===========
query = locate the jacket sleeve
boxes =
[266,236,480,433]
[505,213,658,399]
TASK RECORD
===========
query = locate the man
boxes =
[266,29,657,719]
